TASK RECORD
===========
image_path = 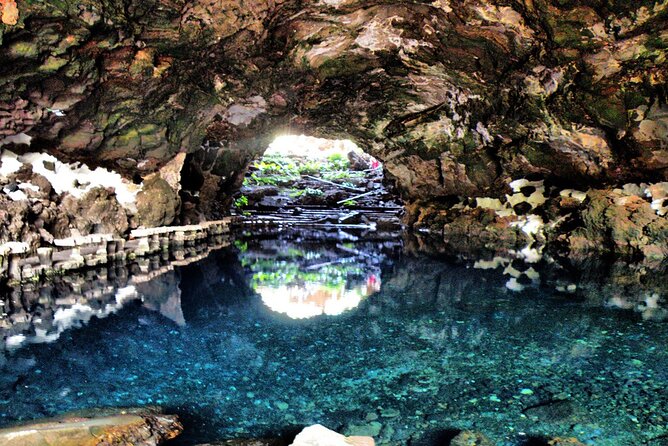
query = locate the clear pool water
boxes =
[1,235,667,445]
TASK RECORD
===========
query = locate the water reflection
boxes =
[0,232,667,445]
[0,242,228,353]
[241,240,384,319]
[405,232,668,322]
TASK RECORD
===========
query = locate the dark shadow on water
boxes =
[413,428,461,445]
[518,436,551,446]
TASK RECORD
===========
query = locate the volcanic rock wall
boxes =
[0,0,667,257]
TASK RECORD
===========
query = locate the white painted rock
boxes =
[290,425,374,446]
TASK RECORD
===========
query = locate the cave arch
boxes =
[0,0,666,256]
[177,130,401,225]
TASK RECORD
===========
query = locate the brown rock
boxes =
[548,438,586,446]
[136,176,180,227]
[450,430,494,446]
[0,410,182,446]
[56,187,130,237]
[572,189,668,257]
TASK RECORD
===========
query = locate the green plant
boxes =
[324,154,349,171]
[297,160,321,175]
[234,195,249,208]
[303,187,324,196]
[234,240,249,252]
[342,199,357,206]
[327,153,346,163]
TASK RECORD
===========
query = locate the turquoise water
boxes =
[1,235,667,445]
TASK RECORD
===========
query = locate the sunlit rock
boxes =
[290,424,374,446]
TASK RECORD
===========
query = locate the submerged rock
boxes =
[450,430,494,446]
[0,409,183,445]
[547,438,586,446]
[197,441,287,446]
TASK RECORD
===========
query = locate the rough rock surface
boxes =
[450,430,494,446]
[0,409,182,445]
[0,0,667,255]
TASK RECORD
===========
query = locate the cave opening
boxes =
[230,134,403,233]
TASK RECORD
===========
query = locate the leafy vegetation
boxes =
[243,153,359,187]
[233,195,249,208]
[241,256,365,291]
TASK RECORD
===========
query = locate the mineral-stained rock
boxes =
[136,176,179,228]
[570,189,668,258]
[0,409,183,446]
[56,187,130,238]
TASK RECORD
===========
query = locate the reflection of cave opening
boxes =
[239,237,393,319]
[231,135,403,229]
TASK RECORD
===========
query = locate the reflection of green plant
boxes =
[234,195,249,208]
[234,240,249,252]
[241,256,366,290]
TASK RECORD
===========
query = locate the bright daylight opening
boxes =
[233,134,402,319]
[233,134,397,213]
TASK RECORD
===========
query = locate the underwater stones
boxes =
[547,438,585,446]
[346,421,382,437]
[291,425,374,446]
[523,400,576,423]
[450,430,493,446]
[0,410,183,446]
[274,401,289,411]
[197,441,287,446]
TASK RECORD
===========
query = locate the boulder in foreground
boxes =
[290,424,374,446]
